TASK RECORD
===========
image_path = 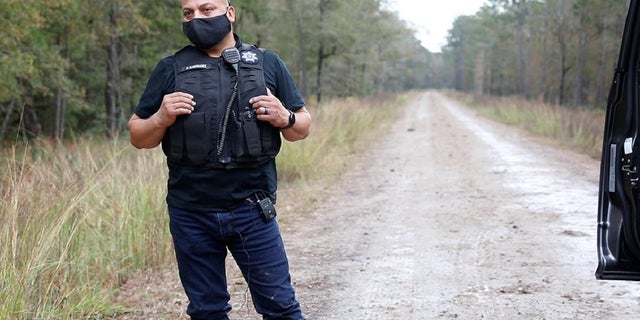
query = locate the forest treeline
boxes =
[448,0,629,108]
[0,0,630,144]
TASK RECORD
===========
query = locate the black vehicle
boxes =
[597,0,640,280]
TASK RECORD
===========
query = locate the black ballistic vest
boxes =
[162,44,281,168]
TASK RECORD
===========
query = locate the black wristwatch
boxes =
[281,110,296,129]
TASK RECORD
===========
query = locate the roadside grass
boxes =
[446,92,605,159]
[0,92,412,319]
[275,93,413,211]
[277,93,410,182]
[0,139,174,319]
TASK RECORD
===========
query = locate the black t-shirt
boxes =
[134,38,306,212]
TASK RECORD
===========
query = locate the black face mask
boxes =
[182,14,231,50]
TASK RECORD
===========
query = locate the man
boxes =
[127,0,310,319]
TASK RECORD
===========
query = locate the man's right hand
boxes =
[128,92,196,149]
[156,92,196,127]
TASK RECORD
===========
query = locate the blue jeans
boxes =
[168,204,304,320]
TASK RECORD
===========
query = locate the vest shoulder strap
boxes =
[241,43,265,53]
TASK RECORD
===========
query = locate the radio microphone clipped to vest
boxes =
[222,47,240,75]
[217,47,242,161]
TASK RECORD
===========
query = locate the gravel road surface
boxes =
[117,91,640,319]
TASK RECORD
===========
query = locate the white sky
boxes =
[386,0,488,52]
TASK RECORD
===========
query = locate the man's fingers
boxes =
[169,93,196,106]
[170,91,194,100]
[161,92,196,117]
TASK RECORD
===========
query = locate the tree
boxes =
[85,0,150,138]
[0,0,629,145]
[0,0,72,142]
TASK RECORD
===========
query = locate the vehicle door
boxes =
[597,0,640,280]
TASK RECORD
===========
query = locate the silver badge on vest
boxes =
[241,51,259,64]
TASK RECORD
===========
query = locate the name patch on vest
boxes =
[241,51,260,64]
[181,64,210,72]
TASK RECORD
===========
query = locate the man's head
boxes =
[181,0,236,52]
[181,0,234,23]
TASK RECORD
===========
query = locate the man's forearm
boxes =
[128,114,167,149]
[281,108,311,142]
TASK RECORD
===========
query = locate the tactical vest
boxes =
[162,44,281,168]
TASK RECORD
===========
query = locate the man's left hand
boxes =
[250,88,289,128]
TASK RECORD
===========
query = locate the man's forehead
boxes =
[182,0,229,7]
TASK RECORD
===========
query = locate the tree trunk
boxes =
[555,21,569,106]
[22,103,42,138]
[474,49,485,96]
[0,100,15,150]
[293,1,308,98]
[559,53,567,106]
[281,0,306,96]
[596,15,609,105]
[541,18,550,102]
[516,5,528,96]
[316,45,325,103]
[517,36,527,96]
[105,1,121,139]
[454,48,465,91]
[573,29,587,107]
[54,88,65,140]
[315,0,328,103]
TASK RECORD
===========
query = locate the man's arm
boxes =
[128,92,196,149]
[251,89,311,142]
[280,107,311,142]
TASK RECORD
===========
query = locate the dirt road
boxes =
[117,91,640,319]
[285,91,640,319]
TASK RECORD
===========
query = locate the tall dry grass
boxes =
[275,93,412,209]
[448,92,605,158]
[277,93,410,182]
[0,92,412,319]
[0,139,174,319]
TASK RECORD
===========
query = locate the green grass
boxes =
[0,92,411,319]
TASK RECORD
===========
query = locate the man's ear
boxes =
[227,6,236,24]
